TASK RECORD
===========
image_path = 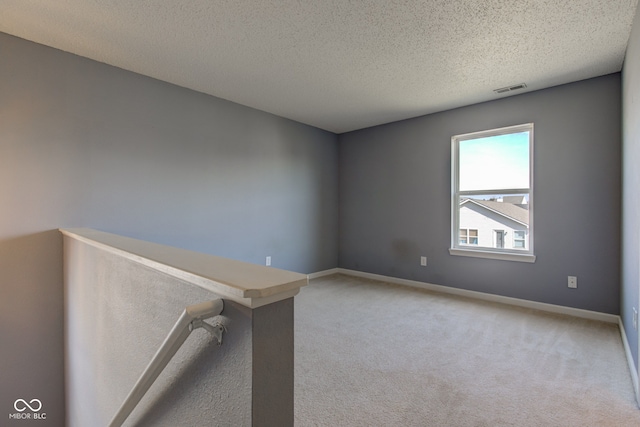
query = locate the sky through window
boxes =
[459,131,529,191]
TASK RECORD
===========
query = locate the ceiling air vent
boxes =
[494,83,527,94]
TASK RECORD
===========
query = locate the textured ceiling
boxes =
[0,0,638,133]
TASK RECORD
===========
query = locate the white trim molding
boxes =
[61,228,308,309]
[619,318,640,407]
[313,268,618,323]
[307,268,341,280]
[449,248,536,263]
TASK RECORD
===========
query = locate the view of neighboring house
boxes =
[459,196,529,250]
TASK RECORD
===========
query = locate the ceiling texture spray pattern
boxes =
[1,0,638,133]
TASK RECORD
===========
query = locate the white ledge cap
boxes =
[60,228,308,308]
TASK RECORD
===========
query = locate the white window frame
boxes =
[513,230,526,249]
[459,228,478,245]
[449,123,535,263]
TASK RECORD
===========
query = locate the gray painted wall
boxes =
[339,74,622,314]
[622,5,640,372]
[0,32,337,426]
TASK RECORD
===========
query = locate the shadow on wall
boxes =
[127,337,223,426]
[0,230,65,425]
[391,238,421,277]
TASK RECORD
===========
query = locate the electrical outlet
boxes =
[420,256,427,266]
[633,307,638,330]
[266,256,271,266]
[568,276,577,289]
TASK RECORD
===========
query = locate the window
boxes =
[460,229,478,245]
[450,123,535,262]
[513,231,526,249]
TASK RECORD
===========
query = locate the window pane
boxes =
[459,194,529,250]
[459,131,530,191]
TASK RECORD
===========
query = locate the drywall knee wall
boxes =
[64,236,257,426]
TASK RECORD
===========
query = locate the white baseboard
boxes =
[311,268,620,324]
[619,318,640,408]
[307,268,341,280]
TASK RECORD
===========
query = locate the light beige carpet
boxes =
[294,274,640,426]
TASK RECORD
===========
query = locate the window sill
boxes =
[449,248,536,263]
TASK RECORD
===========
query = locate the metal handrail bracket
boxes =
[109,299,224,427]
